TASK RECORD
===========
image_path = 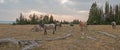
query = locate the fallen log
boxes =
[22,41,40,50]
[0,37,18,45]
[97,31,117,39]
[86,36,97,40]
[45,33,72,41]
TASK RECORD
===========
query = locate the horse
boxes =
[79,21,88,32]
[39,23,56,35]
[31,25,42,32]
[111,21,116,29]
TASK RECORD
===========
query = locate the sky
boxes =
[0,0,120,21]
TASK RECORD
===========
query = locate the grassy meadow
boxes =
[0,24,120,50]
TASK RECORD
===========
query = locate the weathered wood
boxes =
[97,31,117,38]
[45,33,72,41]
[22,41,40,50]
[86,36,97,40]
[0,32,72,50]
[0,38,18,45]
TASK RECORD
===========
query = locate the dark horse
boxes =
[39,23,56,35]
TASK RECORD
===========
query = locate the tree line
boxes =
[13,13,80,25]
[88,2,120,25]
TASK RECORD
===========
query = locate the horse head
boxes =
[39,23,44,28]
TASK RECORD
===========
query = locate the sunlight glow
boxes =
[0,0,4,3]
[61,0,69,4]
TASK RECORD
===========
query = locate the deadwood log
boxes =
[97,31,117,39]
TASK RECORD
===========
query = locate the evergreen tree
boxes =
[29,13,39,24]
[105,2,111,24]
[88,2,120,25]
[115,5,119,24]
[105,2,110,16]
[43,15,50,24]
[109,5,114,21]
[118,4,120,24]
[16,13,27,25]
[49,15,54,23]
[87,2,101,24]
[72,19,79,24]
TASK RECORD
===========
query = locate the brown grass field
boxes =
[0,24,120,50]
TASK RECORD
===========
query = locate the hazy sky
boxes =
[0,0,120,21]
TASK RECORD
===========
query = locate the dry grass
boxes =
[0,24,120,50]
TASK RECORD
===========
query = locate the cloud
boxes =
[21,10,89,22]
[9,0,19,3]
[77,10,89,13]
[0,0,4,3]
[0,0,120,21]
[61,0,69,4]
[0,0,19,4]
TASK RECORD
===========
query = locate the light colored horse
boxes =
[111,21,116,29]
[31,25,42,32]
[79,21,88,32]
[39,23,56,35]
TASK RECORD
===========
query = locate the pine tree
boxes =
[109,5,114,21]
[118,4,120,24]
[87,2,101,25]
[115,5,119,24]
[88,2,120,25]
[43,15,50,24]
[72,19,79,24]
[16,13,26,25]
[29,13,39,24]
[105,2,110,24]
[105,2,110,16]
[49,15,54,23]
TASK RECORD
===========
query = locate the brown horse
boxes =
[39,23,56,35]
[79,21,88,32]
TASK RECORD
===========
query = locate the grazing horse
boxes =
[79,21,88,32]
[31,25,41,32]
[32,25,39,32]
[111,21,116,29]
[39,23,56,35]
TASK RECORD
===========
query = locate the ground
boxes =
[0,24,120,50]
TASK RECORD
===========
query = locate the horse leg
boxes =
[53,29,55,34]
[55,25,57,31]
[44,29,47,35]
[81,27,83,31]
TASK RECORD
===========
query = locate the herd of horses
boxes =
[32,21,117,35]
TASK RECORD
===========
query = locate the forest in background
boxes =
[88,2,120,25]
[14,2,120,25]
